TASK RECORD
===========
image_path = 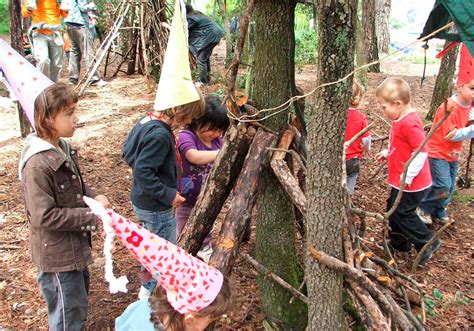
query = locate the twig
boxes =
[240,252,308,304]
[266,147,307,172]
[411,220,454,272]
[344,123,375,149]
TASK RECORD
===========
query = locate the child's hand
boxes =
[94,195,110,209]
[375,149,388,163]
[172,193,186,207]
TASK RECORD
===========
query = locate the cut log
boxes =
[178,125,252,255]
[210,129,276,275]
[349,281,389,330]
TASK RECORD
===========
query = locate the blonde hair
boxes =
[351,79,365,106]
[34,82,78,140]
[149,277,232,330]
[375,77,411,105]
[160,87,205,123]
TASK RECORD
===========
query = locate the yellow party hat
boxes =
[154,0,199,111]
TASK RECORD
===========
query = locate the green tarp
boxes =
[420,0,474,56]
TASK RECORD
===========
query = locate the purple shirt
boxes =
[178,129,223,205]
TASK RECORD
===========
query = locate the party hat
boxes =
[457,43,473,86]
[153,0,199,111]
[0,38,53,128]
[83,197,223,314]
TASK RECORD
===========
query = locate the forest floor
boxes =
[0,42,472,330]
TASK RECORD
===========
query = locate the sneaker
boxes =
[432,216,450,225]
[90,79,108,87]
[418,239,442,265]
[416,207,432,225]
[196,244,213,264]
[138,285,151,300]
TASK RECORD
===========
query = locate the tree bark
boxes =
[209,129,275,275]
[305,0,357,329]
[9,0,32,137]
[375,0,391,54]
[426,40,459,121]
[355,4,367,84]
[178,125,252,255]
[362,0,380,73]
[252,1,308,329]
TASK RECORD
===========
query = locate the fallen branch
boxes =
[411,220,454,272]
[240,252,308,305]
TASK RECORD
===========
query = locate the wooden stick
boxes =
[411,220,454,272]
[344,123,374,149]
[139,0,152,93]
[209,129,276,275]
[240,252,308,305]
[349,281,390,330]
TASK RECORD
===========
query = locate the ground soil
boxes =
[0,42,472,330]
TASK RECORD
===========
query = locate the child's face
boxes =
[376,97,401,121]
[52,103,78,138]
[456,80,474,104]
[197,126,224,144]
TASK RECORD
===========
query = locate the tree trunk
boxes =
[126,4,137,75]
[216,0,233,67]
[252,1,308,329]
[362,0,380,73]
[210,129,276,275]
[426,40,459,121]
[9,0,32,137]
[355,10,367,84]
[306,0,357,329]
[178,125,252,255]
[375,0,391,54]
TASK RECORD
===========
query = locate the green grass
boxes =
[399,55,437,65]
[0,0,9,34]
[452,190,474,204]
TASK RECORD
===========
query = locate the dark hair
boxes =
[34,82,78,140]
[149,277,233,331]
[185,4,194,14]
[189,95,230,133]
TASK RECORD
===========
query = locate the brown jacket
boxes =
[20,136,98,272]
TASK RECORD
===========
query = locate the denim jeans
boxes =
[37,269,89,331]
[346,158,360,194]
[132,205,176,291]
[420,158,458,219]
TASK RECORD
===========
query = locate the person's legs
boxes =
[176,203,211,246]
[387,188,433,252]
[132,205,176,292]
[346,158,360,194]
[37,269,89,331]
[48,32,64,82]
[32,33,51,80]
[67,26,82,83]
[420,158,451,219]
[196,42,218,84]
[82,27,101,82]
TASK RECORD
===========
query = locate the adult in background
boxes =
[22,0,68,82]
[65,0,106,86]
[185,4,224,86]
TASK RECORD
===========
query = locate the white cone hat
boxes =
[0,38,53,128]
[153,0,199,111]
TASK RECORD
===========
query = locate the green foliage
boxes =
[452,190,474,204]
[294,4,317,65]
[424,288,471,319]
[399,55,437,65]
[0,0,9,34]
[203,0,244,29]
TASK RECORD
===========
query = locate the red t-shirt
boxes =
[427,97,471,162]
[387,112,432,192]
[345,108,369,160]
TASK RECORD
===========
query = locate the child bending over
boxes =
[375,77,440,265]
[176,95,230,261]
[19,82,109,329]
[344,79,371,194]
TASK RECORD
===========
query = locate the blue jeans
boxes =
[132,205,176,291]
[37,269,89,331]
[420,158,458,219]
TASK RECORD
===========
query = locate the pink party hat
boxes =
[457,43,473,86]
[0,38,53,128]
[106,209,223,314]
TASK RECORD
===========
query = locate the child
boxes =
[80,203,233,331]
[176,95,230,261]
[418,46,474,224]
[122,87,205,298]
[344,79,371,194]
[19,82,109,329]
[375,77,440,265]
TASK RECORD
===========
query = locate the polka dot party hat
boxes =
[0,38,53,128]
[83,196,223,314]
